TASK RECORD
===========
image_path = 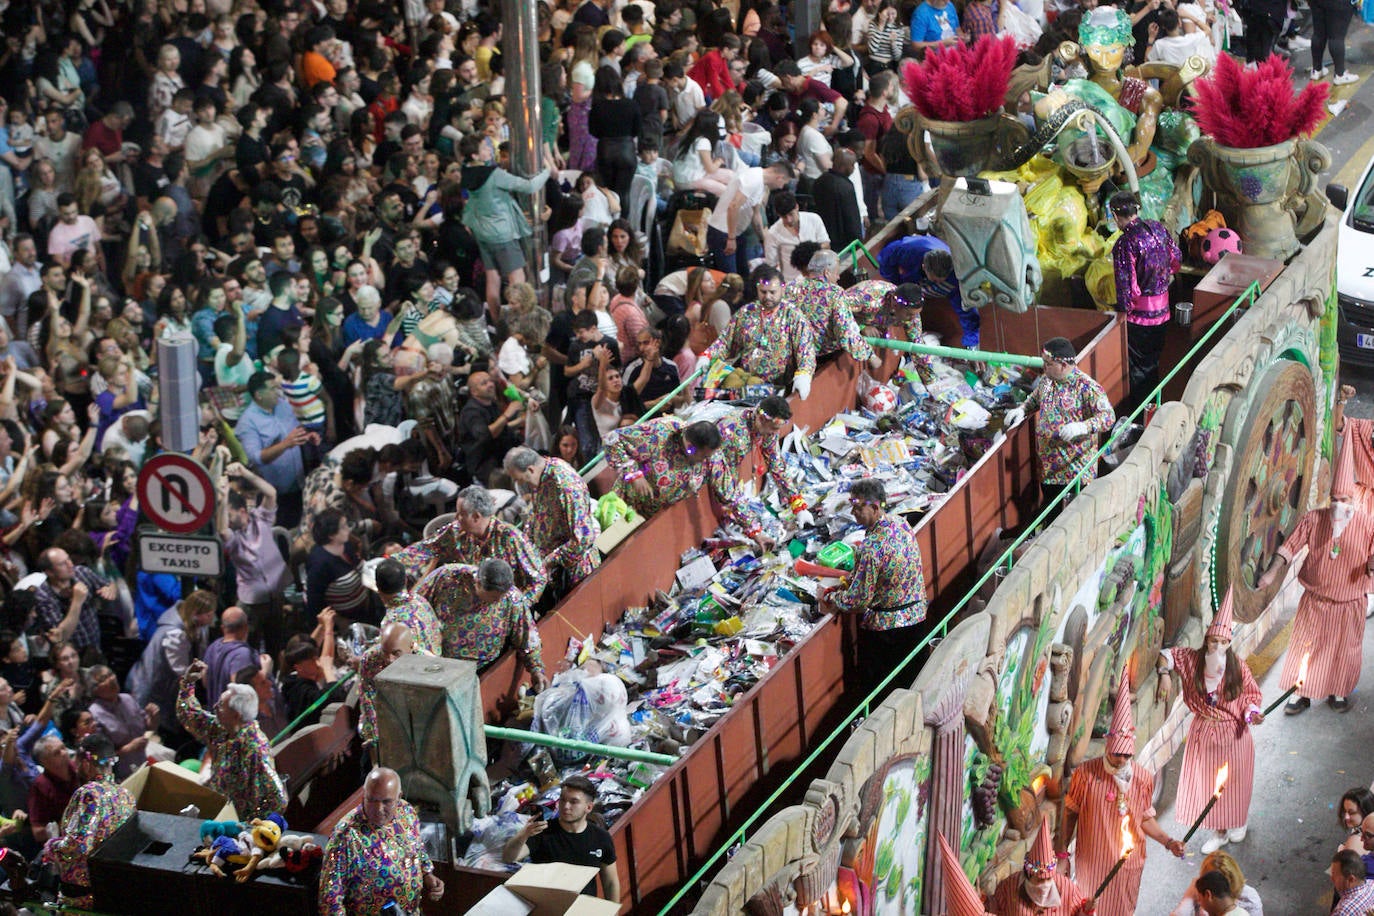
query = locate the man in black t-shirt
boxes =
[502,775,620,900]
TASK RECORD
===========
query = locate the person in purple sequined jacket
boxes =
[1110,191,1180,409]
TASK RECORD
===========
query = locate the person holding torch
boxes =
[1060,672,1184,914]
[1157,586,1263,856]
[1257,436,1374,715]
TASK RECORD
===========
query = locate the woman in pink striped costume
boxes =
[1258,435,1374,713]
[1158,586,1263,856]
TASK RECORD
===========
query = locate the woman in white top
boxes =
[797,29,854,88]
[672,110,737,197]
[575,173,620,230]
[591,345,643,440]
[795,98,834,181]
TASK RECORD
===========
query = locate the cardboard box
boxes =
[468,864,620,916]
[595,514,644,556]
[121,761,238,821]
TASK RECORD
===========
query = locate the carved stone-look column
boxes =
[922,671,971,915]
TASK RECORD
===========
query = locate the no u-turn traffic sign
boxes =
[137,454,216,533]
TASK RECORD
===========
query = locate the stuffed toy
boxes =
[259,834,324,873]
[193,815,287,882]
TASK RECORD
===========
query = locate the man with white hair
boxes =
[319,766,444,914]
[503,447,601,592]
[415,559,547,690]
[28,736,78,844]
[177,659,286,819]
[342,285,392,346]
[393,486,547,603]
[784,242,879,368]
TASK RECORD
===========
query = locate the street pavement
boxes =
[1132,26,1374,913]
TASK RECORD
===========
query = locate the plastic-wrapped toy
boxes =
[258,834,324,873]
[193,814,286,882]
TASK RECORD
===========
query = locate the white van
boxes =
[1329,164,1374,368]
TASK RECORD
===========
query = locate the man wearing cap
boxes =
[606,417,722,517]
[1060,673,1184,914]
[1156,587,1262,855]
[1258,438,1374,714]
[784,243,880,369]
[414,559,546,691]
[1110,190,1181,410]
[503,447,601,592]
[700,264,818,398]
[708,397,808,550]
[1003,337,1115,511]
[822,478,928,691]
[990,820,1094,915]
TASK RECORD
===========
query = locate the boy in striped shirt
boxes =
[277,349,328,443]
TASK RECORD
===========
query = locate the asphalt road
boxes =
[1135,28,1374,913]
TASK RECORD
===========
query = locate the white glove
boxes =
[1058,421,1091,441]
[866,353,883,372]
[794,509,815,528]
[1004,406,1026,428]
[792,373,812,400]
[695,355,711,374]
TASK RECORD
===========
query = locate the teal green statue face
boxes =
[1079,6,1134,72]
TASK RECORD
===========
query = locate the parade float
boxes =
[681,25,1340,916]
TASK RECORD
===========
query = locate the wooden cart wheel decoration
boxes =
[1216,359,1317,622]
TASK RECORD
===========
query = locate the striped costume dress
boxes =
[1064,756,1157,916]
[1275,506,1374,699]
[1168,647,1261,832]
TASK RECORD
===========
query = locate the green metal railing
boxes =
[484,726,677,766]
[865,336,1047,368]
[655,282,1263,914]
[270,671,355,746]
[577,363,708,476]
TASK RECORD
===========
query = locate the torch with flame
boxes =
[1092,813,1135,899]
[1262,652,1310,716]
[1182,763,1230,844]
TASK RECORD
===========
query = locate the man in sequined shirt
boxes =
[319,766,444,915]
[1005,337,1115,513]
[823,478,928,691]
[177,658,287,819]
[373,558,444,656]
[41,733,135,909]
[504,446,601,594]
[700,264,818,398]
[415,558,547,690]
[357,621,418,760]
[393,485,547,605]
[1110,191,1180,409]
[708,396,811,546]
[606,417,721,517]
[783,244,879,368]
